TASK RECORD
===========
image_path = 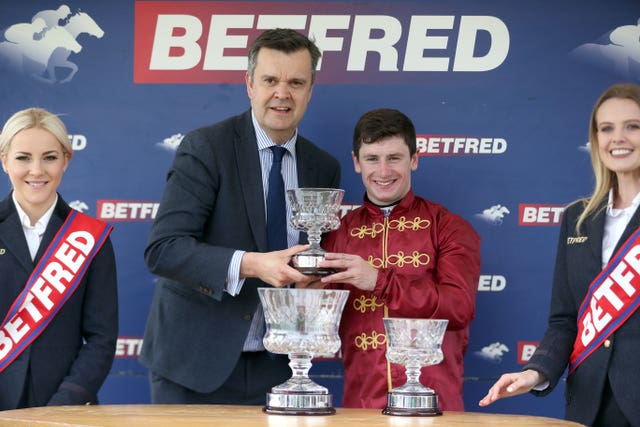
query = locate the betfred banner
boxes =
[134,1,510,84]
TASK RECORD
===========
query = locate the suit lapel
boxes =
[234,111,268,251]
[0,195,34,274]
[585,203,606,268]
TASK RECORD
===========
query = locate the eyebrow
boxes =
[13,150,61,155]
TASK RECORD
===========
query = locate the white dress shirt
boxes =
[13,193,57,261]
[602,189,640,268]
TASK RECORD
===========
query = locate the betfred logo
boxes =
[517,341,538,364]
[68,134,87,151]
[518,204,565,226]
[97,200,159,222]
[478,274,506,292]
[417,135,507,156]
[134,1,510,84]
[115,337,144,358]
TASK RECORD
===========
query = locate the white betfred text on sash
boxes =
[580,245,640,344]
[0,231,95,359]
[569,234,640,374]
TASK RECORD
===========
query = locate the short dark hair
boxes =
[353,108,417,157]
[247,28,322,83]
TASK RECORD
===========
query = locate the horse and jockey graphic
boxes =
[476,204,511,225]
[0,5,104,83]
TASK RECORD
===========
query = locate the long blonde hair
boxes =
[576,83,640,233]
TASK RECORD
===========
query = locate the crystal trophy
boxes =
[258,287,350,415]
[287,188,344,275]
[382,318,449,416]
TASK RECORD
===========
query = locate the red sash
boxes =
[568,228,640,374]
[0,210,112,373]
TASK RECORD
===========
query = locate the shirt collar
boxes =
[605,188,640,217]
[251,110,297,154]
[12,192,57,232]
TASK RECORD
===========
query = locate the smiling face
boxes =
[596,97,640,180]
[353,135,418,206]
[1,127,69,222]
[246,47,314,144]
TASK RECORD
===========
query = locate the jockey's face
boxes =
[353,135,417,206]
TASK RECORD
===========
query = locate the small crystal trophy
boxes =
[382,318,449,416]
[258,287,350,415]
[287,188,344,275]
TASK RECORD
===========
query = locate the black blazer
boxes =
[526,200,640,426]
[139,110,341,393]
[0,194,118,410]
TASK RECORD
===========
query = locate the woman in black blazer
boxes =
[479,83,640,427]
[0,108,118,409]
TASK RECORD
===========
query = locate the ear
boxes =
[352,151,361,174]
[410,153,418,171]
[1,153,7,173]
[62,152,70,172]
[245,72,253,99]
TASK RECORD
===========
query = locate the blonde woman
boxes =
[0,107,117,409]
[480,84,640,427]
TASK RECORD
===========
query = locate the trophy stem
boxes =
[306,228,322,249]
[271,353,327,393]
[290,352,312,378]
[405,363,422,387]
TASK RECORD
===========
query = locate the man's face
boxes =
[353,135,417,205]
[246,47,314,144]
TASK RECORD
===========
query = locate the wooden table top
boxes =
[0,405,585,426]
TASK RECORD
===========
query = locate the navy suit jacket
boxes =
[139,110,341,393]
[526,200,640,426]
[0,194,118,410]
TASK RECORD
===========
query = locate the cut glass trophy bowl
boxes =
[382,317,449,416]
[258,287,350,415]
[287,188,344,275]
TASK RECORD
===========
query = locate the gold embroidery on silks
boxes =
[388,216,431,232]
[354,330,387,351]
[350,222,385,239]
[387,250,430,268]
[353,295,385,313]
[368,255,384,268]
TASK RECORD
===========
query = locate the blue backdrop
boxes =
[1,0,639,419]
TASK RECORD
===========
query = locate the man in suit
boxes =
[139,28,341,405]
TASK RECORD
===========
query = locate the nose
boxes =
[274,82,291,99]
[379,159,392,175]
[29,159,44,175]
[612,125,626,143]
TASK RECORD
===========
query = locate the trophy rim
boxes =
[257,287,350,296]
[382,317,449,323]
[286,187,345,193]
